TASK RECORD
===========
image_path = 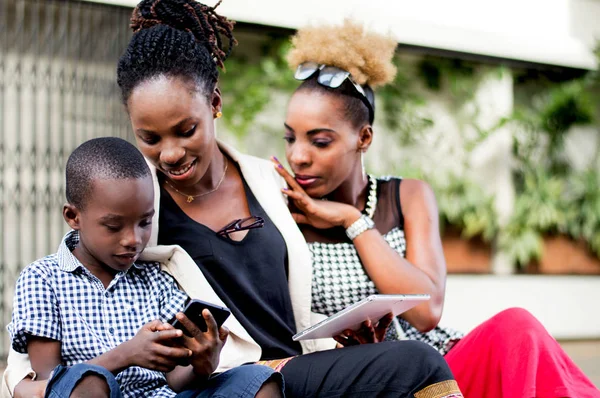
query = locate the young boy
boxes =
[7,137,282,398]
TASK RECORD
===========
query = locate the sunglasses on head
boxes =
[294,62,374,123]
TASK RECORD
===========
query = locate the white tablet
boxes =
[293,294,430,341]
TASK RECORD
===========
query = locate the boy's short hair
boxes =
[66,137,150,209]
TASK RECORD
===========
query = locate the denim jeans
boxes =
[44,364,121,398]
[177,365,283,398]
[44,363,282,398]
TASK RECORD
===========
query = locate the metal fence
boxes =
[0,0,133,361]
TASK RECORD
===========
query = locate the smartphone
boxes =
[170,299,231,336]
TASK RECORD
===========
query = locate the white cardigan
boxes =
[1,142,334,397]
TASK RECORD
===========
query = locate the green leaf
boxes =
[218,38,296,137]
[435,175,499,243]
[499,227,543,267]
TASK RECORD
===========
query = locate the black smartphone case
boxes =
[171,299,231,336]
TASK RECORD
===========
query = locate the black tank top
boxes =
[157,178,302,360]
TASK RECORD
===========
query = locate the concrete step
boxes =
[560,340,600,388]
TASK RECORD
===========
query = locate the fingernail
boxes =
[273,156,280,163]
[283,187,288,191]
[278,164,284,169]
[188,350,193,356]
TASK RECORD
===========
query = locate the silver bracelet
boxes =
[345,214,375,240]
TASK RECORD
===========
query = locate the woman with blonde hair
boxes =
[274,20,600,398]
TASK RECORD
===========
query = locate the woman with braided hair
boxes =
[3,1,464,398]
[274,21,600,398]
[119,1,463,397]
[121,1,464,397]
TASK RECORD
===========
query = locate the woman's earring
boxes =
[215,111,223,119]
[361,151,367,181]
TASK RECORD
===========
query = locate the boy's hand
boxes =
[174,310,229,377]
[155,322,175,332]
[124,320,192,372]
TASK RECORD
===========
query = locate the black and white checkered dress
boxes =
[308,177,463,356]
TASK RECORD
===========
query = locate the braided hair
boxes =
[117,0,236,105]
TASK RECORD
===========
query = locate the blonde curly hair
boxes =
[286,20,397,88]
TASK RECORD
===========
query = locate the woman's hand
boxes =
[174,310,229,378]
[271,157,362,229]
[333,313,394,347]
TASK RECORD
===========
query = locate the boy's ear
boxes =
[63,204,81,230]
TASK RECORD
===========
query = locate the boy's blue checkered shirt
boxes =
[7,231,189,398]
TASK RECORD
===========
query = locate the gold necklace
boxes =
[165,158,228,203]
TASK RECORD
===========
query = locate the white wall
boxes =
[86,0,598,69]
[570,0,600,49]
[441,275,600,339]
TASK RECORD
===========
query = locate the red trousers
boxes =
[445,308,599,397]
